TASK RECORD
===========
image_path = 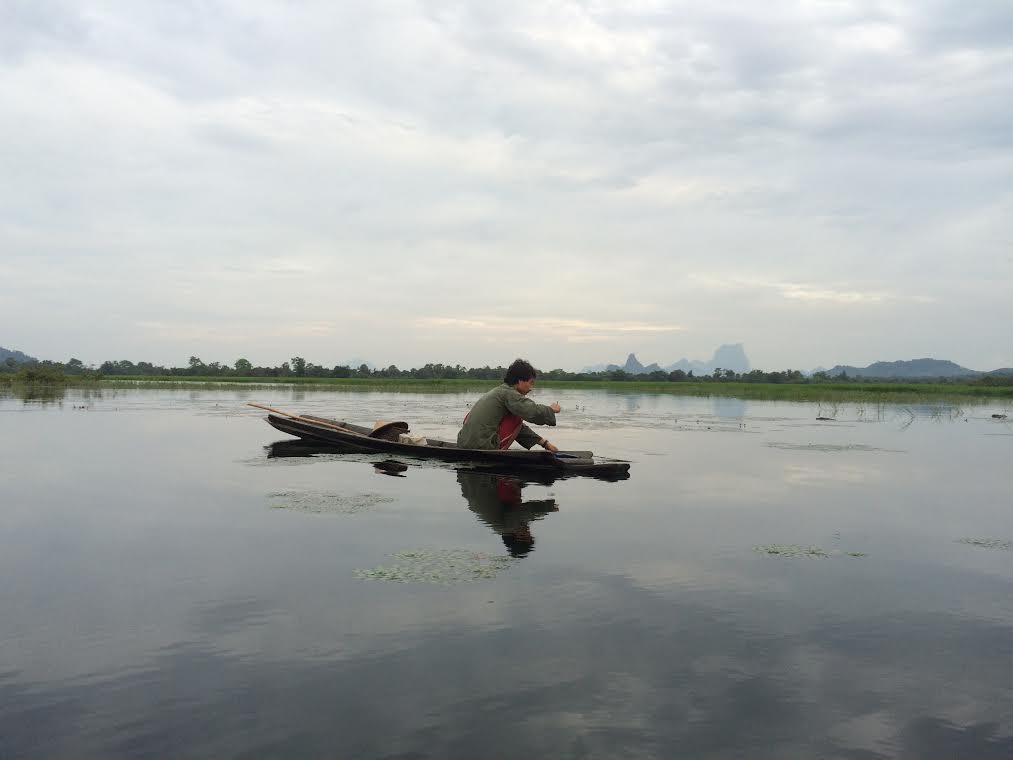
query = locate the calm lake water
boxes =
[1,387,1011,759]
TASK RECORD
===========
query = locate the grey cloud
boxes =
[192,122,278,154]
[910,0,1013,52]
[0,0,89,63]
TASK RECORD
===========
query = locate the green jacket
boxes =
[457,383,557,450]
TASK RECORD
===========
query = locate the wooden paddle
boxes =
[247,403,409,440]
[247,402,365,435]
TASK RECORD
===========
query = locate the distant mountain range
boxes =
[580,349,1013,379]
[824,358,1013,378]
[582,344,751,375]
[0,346,37,365]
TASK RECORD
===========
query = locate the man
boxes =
[457,359,561,451]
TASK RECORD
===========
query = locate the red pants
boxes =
[497,414,522,449]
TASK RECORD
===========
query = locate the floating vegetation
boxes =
[956,537,1013,552]
[753,544,867,559]
[754,544,830,558]
[268,491,393,515]
[241,454,316,467]
[765,442,900,453]
[355,549,518,584]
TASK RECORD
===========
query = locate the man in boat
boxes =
[457,359,561,452]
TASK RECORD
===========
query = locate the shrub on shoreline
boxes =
[11,366,69,384]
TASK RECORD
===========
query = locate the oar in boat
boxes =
[247,403,407,439]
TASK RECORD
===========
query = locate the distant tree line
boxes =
[2,354,1011,386]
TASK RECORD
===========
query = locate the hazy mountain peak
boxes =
[711,344,750,372]
[825,358,977,378]
[582,345,750,375]
[0,346,37,364]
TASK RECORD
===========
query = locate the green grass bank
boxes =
[41,375,1013,403]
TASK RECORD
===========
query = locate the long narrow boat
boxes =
[252,403,631,478]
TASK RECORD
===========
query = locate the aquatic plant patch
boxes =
[753,544,867,558]
[754,544,829,558]
[268,491,393,515]
[355,549,518,584]
[956,537,1013,551]
[764,442,901,453]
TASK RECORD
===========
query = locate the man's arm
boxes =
[514,425,559,452]
[515,424,541,449]
[504,391,557,426]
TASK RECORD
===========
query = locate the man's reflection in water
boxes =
[265,442,562,557]
[456,470,558,557]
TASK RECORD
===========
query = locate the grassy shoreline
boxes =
[6,375,1005,403]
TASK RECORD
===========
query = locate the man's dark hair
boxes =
[504,359,537,386]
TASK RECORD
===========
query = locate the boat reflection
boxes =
[265,439,630,482]
[372,460,409,477]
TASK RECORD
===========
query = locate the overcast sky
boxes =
[2,1,1011,371]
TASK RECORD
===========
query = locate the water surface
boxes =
[1,387,1011,758]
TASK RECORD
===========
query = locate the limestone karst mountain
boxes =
[583,344,750,375]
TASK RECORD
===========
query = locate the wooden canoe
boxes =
[259,410,631,477]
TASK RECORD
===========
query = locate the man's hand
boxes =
[540,438,559,453]
[550,402,561,413]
